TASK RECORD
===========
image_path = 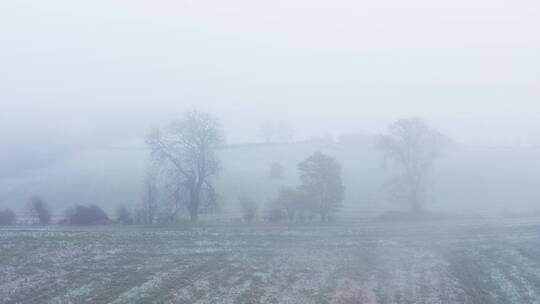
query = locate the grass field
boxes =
[2,218,540,304]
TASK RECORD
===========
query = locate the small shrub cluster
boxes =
[265,152,344,223]
[64,205,109,225]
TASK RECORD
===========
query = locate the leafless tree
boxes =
[158,169,189,223]
[147,110,224,222]
[28,196,51,225]
[298,152,345,221]
[376,117,449,213]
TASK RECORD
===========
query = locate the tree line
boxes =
[0,111,448,226]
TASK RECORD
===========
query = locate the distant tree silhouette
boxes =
[280,187,305,221]
[28,196,52,225]
[376,118,449,213]
[147,110,224,222]
[64,205,109,225]
[298,152,345,221]
[266,187,310,222]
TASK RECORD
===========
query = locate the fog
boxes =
[2,0,540,214]
[3,1,540,303]
[2,0,540,145]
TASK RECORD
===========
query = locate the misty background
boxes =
[1,0,539,216]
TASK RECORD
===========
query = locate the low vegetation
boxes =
[63,205,109,225]
[0,117,453,226]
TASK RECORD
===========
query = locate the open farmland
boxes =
[2,219,540,304]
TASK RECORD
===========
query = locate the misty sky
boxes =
[1,0,539,157]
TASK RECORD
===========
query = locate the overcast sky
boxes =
[1,0,539,155]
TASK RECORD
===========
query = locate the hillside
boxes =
[2,139,540,219]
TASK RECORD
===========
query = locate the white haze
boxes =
[0,0,539,177]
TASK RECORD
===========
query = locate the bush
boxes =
[0,209,16,226]
[64,205,109,225]
[239,196,258,222]
[266,187,311,223]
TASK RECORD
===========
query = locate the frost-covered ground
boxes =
[2,218,540,304]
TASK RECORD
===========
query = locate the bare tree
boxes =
[158,168,189,223]
[376,118,449,213]
[147,110,224,222]
[298,152,345,221]
[28,196,51,225]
